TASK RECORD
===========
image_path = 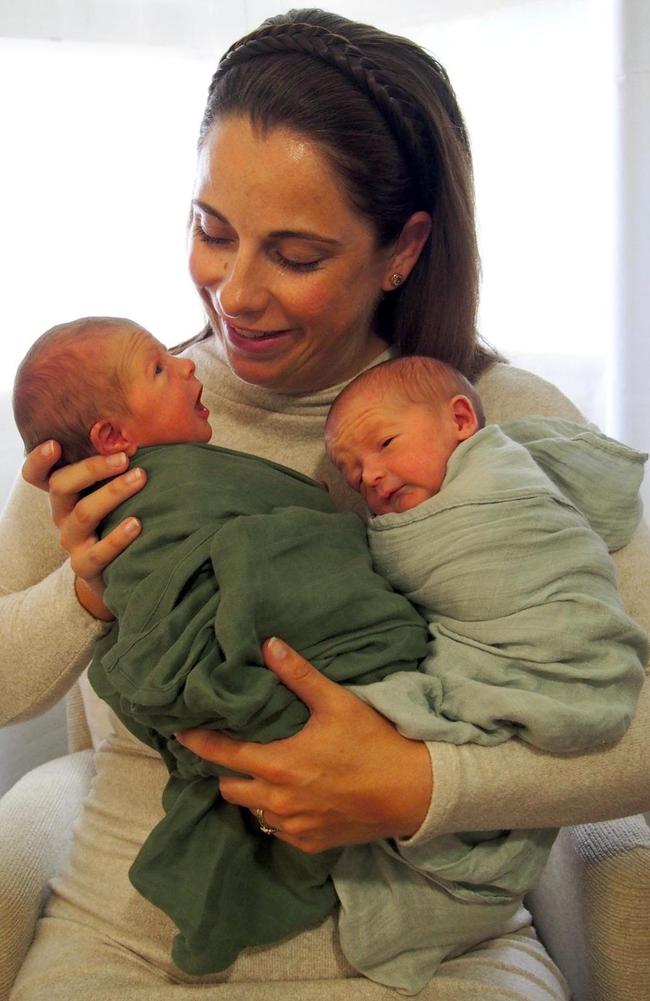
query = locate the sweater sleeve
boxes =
[407,365,650,841]
[0,472,108,725]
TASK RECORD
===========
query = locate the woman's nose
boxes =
[212,253,269,320]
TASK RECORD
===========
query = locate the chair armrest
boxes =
[0,750,95,1001]
[66,682,93,753]
[527,816,650,1001]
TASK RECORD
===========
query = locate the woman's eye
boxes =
[193,221,230,247]
[381,437,395,449]
[154,362,164,375]
[274,251,322,274]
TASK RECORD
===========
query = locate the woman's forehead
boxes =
[193,115,364,236]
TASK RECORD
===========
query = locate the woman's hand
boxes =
[22,440,147,620]
[177,637,433,853]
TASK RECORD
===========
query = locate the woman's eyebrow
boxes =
[268,229,342,246]
[192,199,228,223]
[192,200,341,246]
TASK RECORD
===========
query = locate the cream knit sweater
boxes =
[1,341,649,840]
[2,340,649,1000]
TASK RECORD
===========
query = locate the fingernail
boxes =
[267,636,287,660]
[107,452,127,468]
[124,517,140,536]
[124,467,144,483]
[41,441,55,457]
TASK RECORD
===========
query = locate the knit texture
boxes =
[1,345,648,1000]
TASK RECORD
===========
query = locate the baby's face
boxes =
[326,391,470,515]
[114,327,212,448]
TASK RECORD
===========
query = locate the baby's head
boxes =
[13,316,211,465]
[325,356,484,515]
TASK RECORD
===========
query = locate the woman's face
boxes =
[188,115,394,393]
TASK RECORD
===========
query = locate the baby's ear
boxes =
[451,396,480,441]
[89,419,138,457]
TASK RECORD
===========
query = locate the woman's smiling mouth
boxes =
[224,322,296,354]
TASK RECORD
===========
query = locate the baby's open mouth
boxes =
[195,387,210,418]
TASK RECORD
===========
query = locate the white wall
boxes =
[0,38,210,388]
[0,0,547,52]
[608,0,650,472]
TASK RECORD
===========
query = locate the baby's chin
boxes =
[191,424,213,445]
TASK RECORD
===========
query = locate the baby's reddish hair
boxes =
[13,317,138,464]
[326,355,485,438]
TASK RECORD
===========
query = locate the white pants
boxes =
[11,736,569,1001]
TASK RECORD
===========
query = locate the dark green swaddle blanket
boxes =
[88,443,429,975]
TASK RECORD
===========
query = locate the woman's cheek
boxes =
[288,276,339,322]
[187,241,206,289]
[188,238,224,293]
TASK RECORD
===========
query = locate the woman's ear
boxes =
[450,395,480,441]
[89,419,139,457]
[381,211,432,292]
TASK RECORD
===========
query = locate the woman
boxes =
[3,9,649,1000]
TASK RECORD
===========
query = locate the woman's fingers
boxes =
[60,470,146,547]
[22,444,147,573]
[176,728,285,782]
[178,636,433,852]
[21,443,147,620]
[176,638,347,779]
[261,636,346,713]
[21,440,62,490]
[51,455,145,530]
[69,515,143,581]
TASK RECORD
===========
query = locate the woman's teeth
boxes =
[236,328,279,339]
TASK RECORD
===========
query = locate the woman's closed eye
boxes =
[193,222,231,247]
[272,250,323,274]
[272,254,320,274]
[193,223,321,273]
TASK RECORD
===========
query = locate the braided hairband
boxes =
[211,21,432,200]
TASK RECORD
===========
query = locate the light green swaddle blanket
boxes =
[335,418,648,994]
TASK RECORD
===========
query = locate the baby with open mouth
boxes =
[12,315,212,467]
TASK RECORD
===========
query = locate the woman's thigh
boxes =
[14,739,567,1001]
[10,920,569,1001]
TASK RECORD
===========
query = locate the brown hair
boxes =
[326,355,486,433]
[187,8,499,380]
[12,317,135,464]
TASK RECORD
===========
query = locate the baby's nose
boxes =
[361,463,383,486]
[176,356,196,378]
